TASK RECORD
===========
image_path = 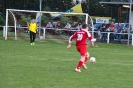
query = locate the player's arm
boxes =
[67,36,73,49]
[35,23,38,31]
[67,33,76,49]
[87,31,96,42]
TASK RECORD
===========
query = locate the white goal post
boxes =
[5,9,94,40]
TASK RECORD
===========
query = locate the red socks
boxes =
[76,57,88,69]
[76,60,83,69]
[84,57,88,64]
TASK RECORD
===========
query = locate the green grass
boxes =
[0,37,133,88]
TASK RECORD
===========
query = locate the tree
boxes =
[0,14,5,30]
[77,15,86,23]
[88,0,110,16]
[19,15,31,26]
[60,16,72,26]
[41,15,52,26]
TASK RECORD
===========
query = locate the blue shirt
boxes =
[116,26,122,33]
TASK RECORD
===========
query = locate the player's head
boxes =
[82,23,88,29]
[31,19,35,23]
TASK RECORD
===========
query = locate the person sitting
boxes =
[63,23,71,35]
[46,22,53,28]
[56,22,61,29]
[76,23,82,30]
[52,21,57,28]
[45,22,53,34]
[55,22,62,34]
[64,23,71,29]
[71,22,77,29]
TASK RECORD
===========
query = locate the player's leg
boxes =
[101,33,104,42]
[84,52,90,64]
[32,32,36,45]
[82,52,90,69]
[75,56,85,72]
[29,31,33,45]
[75,45,86,72]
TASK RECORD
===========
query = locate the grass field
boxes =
[0,37,133,88]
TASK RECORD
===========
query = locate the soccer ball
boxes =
[39,36,43,40]
[90,57,96,63]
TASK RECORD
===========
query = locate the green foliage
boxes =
[19,15,31,26]
[60,16,72,26]
[77,15,86,23]
[1,0,119,22]
[41,15,52,26]
[43,6,51,11]
[0,15,5,26]
[88,0,113,17]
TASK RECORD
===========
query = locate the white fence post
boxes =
[107,32,110,44]
[43,28,45,39]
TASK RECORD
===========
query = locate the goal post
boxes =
[5,9,94,41]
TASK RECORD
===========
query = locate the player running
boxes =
[67,23,96,72]
[27,19,38,45]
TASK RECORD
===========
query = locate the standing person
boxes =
[67,23,96,72]
[116,23,122,44]
[28,19,38,45]
[109,22,115,42]
[100,20,108,43]
[130,24,133,39]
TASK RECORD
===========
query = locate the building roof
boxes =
[99,1,133,5]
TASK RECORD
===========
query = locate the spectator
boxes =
[109,22,115,42]
[46,22,53,28]
[77,23,82,30]
[63,23,71,35]
[100,20,108,43]
[55,22,62,34]
[130,24,133,39]
[45,22,53,34]
[116,23,122,44]
[71,22,77,29]
[56,22,61,29]
[52,21,57,28]
[64,23,71,29]
[130,24,133,32]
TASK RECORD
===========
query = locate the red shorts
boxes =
[76,45,87,56]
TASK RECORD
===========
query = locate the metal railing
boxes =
[1,26,133,46]
[111,0,130,2]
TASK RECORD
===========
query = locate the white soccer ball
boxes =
[90,57,96,63]
[39,36,43,40]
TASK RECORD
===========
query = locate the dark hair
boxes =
[82,23,88,29]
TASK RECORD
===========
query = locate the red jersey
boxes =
[69,29,92,46]
[109,24,114,28]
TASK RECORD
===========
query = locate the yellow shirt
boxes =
[29,23,37,33]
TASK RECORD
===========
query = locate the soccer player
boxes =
[27,19,38,45]
[67,23,96,72]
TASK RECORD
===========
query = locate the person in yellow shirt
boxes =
[27,19,38,45]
